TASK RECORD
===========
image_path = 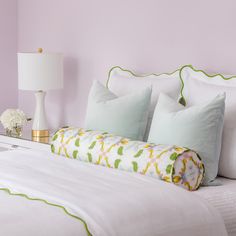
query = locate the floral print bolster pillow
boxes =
[51,127,205,191]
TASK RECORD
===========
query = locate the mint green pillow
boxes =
[148,93,225,185]
[85,80,152,140]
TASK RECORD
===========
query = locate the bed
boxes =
[1,163,235,235]
[196,177,236,236]
[0,149,230,236]
[1,64,236,236]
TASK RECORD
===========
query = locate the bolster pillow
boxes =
[51,127,205,191]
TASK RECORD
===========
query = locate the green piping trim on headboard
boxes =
[106,65,180,88]
[0,187,92,236]
[178,64,236,106]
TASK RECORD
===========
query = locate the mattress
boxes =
[196,177,236,236]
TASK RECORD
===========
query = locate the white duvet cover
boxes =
[196,177,236,236]
[0,150,227,236]
[0,190,87,236]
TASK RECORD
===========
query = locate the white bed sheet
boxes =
[196,177,236,236]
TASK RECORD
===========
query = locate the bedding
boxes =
[51,127,205,191]
[107,66,182,140]
[0,149,227,236]
[196,177,236,236]
[85,80,151,141]
[148,93,225,186]
[179,65,236,179]
[0,190,87,236]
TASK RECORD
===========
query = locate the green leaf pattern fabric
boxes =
[51,127,205,191]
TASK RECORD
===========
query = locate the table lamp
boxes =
[18,48,63,140]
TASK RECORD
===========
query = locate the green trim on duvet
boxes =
[0,187,92,236]
[178,64,236,106]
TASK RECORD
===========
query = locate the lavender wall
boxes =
[17,0,236,129]
[0,0,17,113]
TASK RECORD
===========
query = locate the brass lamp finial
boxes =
[38,48,43,53]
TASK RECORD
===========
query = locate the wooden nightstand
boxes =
[0,129,53,152]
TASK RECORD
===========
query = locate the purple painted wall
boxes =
[17,0,236,129]
[0,0,17,113]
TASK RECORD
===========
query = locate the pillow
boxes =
[179,65,236,179]
[148,93,225,185]
[85,80,151,141]
[107,66,182,140]
[51,127,205,191]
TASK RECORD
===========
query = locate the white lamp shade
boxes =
[18,53,63,91]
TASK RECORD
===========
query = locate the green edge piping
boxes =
[178,64,236,106]
[106,65,186,105]
[106,65,180,88]
[0,187,92,236]
[107,64,236,107]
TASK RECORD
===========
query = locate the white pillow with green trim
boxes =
[148,93,225,185]
[107,66,182,140]
[179,65,236,179]
[85,80,151,141]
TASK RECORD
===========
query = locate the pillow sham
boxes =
[51,127,205,191]
[148,93,225,185]
[85,80,151,141]
[179,65,236,179]
[107,66,182,140]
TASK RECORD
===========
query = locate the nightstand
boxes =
[0,129,53,152]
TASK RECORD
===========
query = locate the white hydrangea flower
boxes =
[0,109,27,131]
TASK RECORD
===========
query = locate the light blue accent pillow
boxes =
[85,80,152,141]
[148,93,225,185]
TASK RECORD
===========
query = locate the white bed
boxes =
[196,177,236,236]
[0,149,229,236]
[1,175,235,236]
[1,65,236,235]
[1,176,235,236]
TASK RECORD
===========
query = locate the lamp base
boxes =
[32,130,49,138]
[32,130,49,144]
[32,136,49,144]
[33,91,48,133]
